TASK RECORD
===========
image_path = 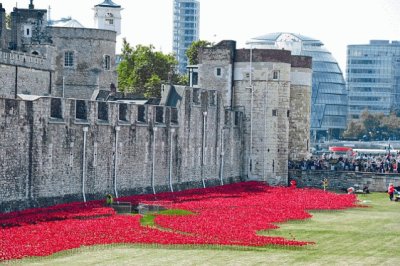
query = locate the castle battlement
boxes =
[0,49,52,70]
[49,27,117,42]
[0,86,244,212]
[0,2,118,100]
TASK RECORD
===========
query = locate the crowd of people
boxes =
[289,152,400,173]
[289,148,400,201]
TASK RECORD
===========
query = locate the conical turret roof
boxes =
[95,0,121,8]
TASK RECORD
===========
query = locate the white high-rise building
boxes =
[173,0,200,74]
[93,0,123,36]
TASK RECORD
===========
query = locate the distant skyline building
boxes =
[247,32,348,140]
[347,40,400,119]
[173,0,200,74]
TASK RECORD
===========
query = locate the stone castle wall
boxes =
[289,56,313,161]
[196,42,312,185]
[233,60,292,184]
[198,40,236,107]
[49,27,117,99]
[0,87,243,212]
[0,26,118,100]
[10,7,49,51]
[289,169,400,192]
[0,50,53,98]
[0,50,51,69]
[0,15,117,100]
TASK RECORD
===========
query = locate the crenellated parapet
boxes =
[0,87,244,212]
[0,49,53,70]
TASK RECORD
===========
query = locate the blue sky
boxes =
[4,0,400,72]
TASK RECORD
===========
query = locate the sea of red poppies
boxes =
[0,181,358,261]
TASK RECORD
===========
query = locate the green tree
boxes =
[342,120,364,140]
[343,110,400,140]
[185,40,212,65]
[382,112,400,139]
[117,39,182,98]
[360,111,385,140]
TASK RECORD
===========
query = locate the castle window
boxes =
[216,67,222,77]
[75,100,87,120]
[189,71,198,86]
[171,108,178,124]
[103,55,111,70]
[209,90,216,106]
[273,70,280,80]
[105,12,114,24]
[98,102,108,121]
[137,105,147,123]
[272,109,277,116]
[119,103,128,121]
[224,110,231,125]
[234,111,240,126]
[5,99,18,115]
[24,25,32,37]
[50,98,63,119]
[64,51,74,67]
[155,106,164,124]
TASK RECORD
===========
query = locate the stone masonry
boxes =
[0,3,117,100]
[49,27,117,99]
[0,50,53,98]
[197,41,312,185]
[289,169,400,192]
[0,87,243,212]
[0,3,313,211]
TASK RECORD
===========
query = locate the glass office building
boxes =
[347,40,400,119]
[173,0,200,74]
[247,32,348,140]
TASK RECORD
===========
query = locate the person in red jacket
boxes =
[290,179,297,188]
[388,183,395,201]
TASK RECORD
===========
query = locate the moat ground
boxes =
[8,192,400,266]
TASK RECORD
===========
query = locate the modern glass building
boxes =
[347,40,400,119]
[247,32,348,140]
[172,0,200,74]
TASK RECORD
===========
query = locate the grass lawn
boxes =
[6,192,400,266]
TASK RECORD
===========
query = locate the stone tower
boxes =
[9,0,50,51]
[0,3,7,49]
[93,0,123,35]
[196,41,312,184]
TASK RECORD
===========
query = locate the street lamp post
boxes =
[201,111,207,188]
[151,127,158,194]
[114,126,120,199]
[169,128,175,192]
[248,46,254,178]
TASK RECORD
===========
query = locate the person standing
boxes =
[388,183,395,201]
